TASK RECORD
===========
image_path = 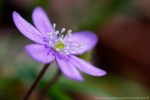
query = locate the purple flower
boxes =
[12,7,106,81]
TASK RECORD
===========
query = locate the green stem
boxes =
[23,63,50,100]
[38,69,61,100]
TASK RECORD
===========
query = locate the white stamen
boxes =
[61,35,64,39]
[63,49,69,54]
[49,32,52,35]
[65,52,70,55]
[53,23,56,30]
[61,28,65,33]
[50,36,53,39]
[67,30,72,37]
[47,32,53,39]
[49,23,82,53]
[80,43,83,46]
[57,35,64,41]
[80,45,84,49]
[67,29,72,33]
[72,43,79,47]
[56,48,59,51]
[49,32,53,39]
[65,45,69,49]
[68,33,72,37]
[72,47,77,51]
[58,37,63,41]
[67,39,71,42]
[63,49,68,53]
[66,42,70,45]
[72,50,76,53]
[55,30,59,35]
[49,41,51,44]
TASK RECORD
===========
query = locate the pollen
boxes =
[54,41,65,51]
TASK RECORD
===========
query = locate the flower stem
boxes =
[23,63,50,100]
[38,69,61,100]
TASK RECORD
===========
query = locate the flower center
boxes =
[47,23,83,55]
[54,41,65,51]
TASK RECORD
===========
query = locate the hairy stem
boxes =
[38,69,61,100]
[23,63,50,100]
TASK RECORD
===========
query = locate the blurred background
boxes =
[0,0,150,100]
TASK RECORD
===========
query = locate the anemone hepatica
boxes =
[12,7,106,81]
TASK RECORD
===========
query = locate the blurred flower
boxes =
[12,7,106,81]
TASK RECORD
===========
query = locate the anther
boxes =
[67,39,71,42]
[67,29,72,33]
[67,30,72,37]
[66,42,70,45]
[72,43,79,47]
[50,35,53,39]
[65,52,69,55]
[49,41,54,47]
[79,43,83,47]
[47,32,53,39]
[55,30,59,35]
[61,28,66,33]
[49,32,52,36]
[72,50,76,53]
[61,35,64,39]
[49,32,52,38]
[57,35,64,41]
[65,46,69,49]
[72,47,77,51]
[63,49,68,53]
[49,41,52,45]
[79,45,84,49]
[68,33,72,37]
[56,48,60,51]
[53,23,56,30]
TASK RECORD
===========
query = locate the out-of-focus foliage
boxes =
[79,0,131,30]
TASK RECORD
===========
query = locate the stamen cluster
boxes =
[47,23,83,55]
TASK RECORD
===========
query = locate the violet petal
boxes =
[32,7,55,39]
[56,54,84,81]
[13,11,44,44]
[25,44,55,64]
[70,55,106,76]
[65,31,98,55]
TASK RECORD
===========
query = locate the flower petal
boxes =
[13,11,44,44]
[66,31,98,54]
[32,7,54,38]
[56,54,84,81]
[25,44,55,64]
[70,55,106,76]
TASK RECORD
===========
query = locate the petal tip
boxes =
[87,69,107,77]
[12,11,21,24]
[33,6,44,13]
[34,6,42,10]
[12,11,18,19]
[12,11,17,15]
[98,70,107,76]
